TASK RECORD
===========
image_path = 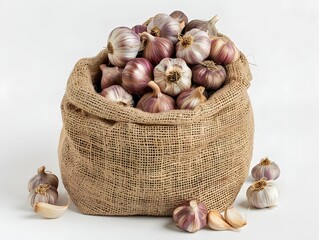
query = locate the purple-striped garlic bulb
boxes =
[176,86,207,110]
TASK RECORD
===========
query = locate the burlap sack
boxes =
[58,44,254,216]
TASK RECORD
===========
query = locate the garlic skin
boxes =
[185,15,219,37]
[100,85,134,107]
[209,37,240,65]
[131,24,147,34]
[28,166,59,192]
[207,209,235,231]
[29,184,58,207]
[176,29,211,65]
[147,13,181,44]
[107,27,141,67]
[172,200,208,233]
[100,64,123,89]
[136,81,175,113]
[177,86,207,110]
[122,58,153,95]
[224,206,246,228]
[251,157,280,181]
[154,58,192,96]
[192,61,226,90]
[140,32,174,65]
[170,10,188,30]
[246,179,279,209]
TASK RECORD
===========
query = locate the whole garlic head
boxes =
[173,200,208,233]
[28,166,59,192]
[251,157,280,181]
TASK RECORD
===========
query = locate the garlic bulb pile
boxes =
[97,11,241,113]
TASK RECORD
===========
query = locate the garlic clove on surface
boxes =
[169,10,188,30]
[185,15,219,37]
[29,184,58,207]
[251,157,281,181]
[246,179,279,209]
[176,86,207,110]
[209,37,240,65]
[34,196,70,219]
[207,209,236,231]
[154,58,192,96]
[136,81,175,113]
[100,64,123,89]
[100,85,134,107]
[224,206,247,228]
[172,200,208,233]
[28,166,59,192]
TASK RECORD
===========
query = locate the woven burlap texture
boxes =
[58,47,254,216]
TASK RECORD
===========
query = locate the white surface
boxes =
[0,0,318,239]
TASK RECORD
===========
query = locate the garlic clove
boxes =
[100,85,134,107]
[172,200,208,233]
[207,209,236,231]
[176,86,207,110]
[224,206,247,228]
[34,196,70,219]
[100,64,123,89]
[251,157,281,181]
[28,166,59,192]
[29,184,59,207]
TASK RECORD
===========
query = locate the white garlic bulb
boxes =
[154,58,192,96]
[246,179,279,209]
[251,157,280,181]
[100,85,134,107]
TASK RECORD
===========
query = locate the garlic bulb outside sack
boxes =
[100,85,134,107]
[209,37,240,65]
[192,60,226,90]
[176,29,211,65]
[140,32,174,65]
[251,157,280,181]
[100,64,123,89]
[154,58,192,96]
[29,184,58,207]
[147,13,181,44]
[185,15,219,37]
[106,27,141,67]
[172,200,208,233]
[176,86,207,110]
[136,81,175,113]
[122,58,153,95]
[170,10,188,30]
[28,166,59,192]
[246,179,279,209]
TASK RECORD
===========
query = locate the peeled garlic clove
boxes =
[251,157,281,181]
[207,209,236,231]
[224,206,246,228]
[34,196,70,219]
[209,37,240,65]
[100,85,134,107]
[185,15,219,37]
[29,184,58,207]
[176,86,207,110]
[136,81,175,113]
[246,179,279,209]
[28,166,59,192]
[176,29,211,65]
[170,10,188,30]
[100,64,123,89]
[154,58,192,97]
[172,200,208,233]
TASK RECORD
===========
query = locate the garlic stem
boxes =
[148,81,162,98]
[260,157,272,166]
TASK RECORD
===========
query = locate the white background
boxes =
[1,0,318,239]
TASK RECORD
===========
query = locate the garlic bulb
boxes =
[172,200,208,233]
[154,58,192,96]
[131,24,147,34]
[28,166,59,192]
[100,85,134,107]
[106,27,141,67]
[185,15,219,37]
[246,179,279,209]
[100,64,123,89]
[176,86,207,110]
[147,13,181,44]
[136,81,175,113]
[122,58,153,95]
[251,157,280,181]
[176,29,211,65]
[170,10,188,30]
[192,60,226,90]
[140,32,174,65]
[29,184,58,207]
[207,209,235,231]
[224,206,246,228]
[209,37,240,65]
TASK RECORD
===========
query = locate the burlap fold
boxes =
[58,46,254,216]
